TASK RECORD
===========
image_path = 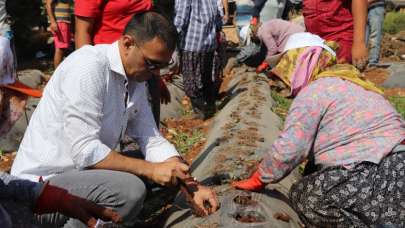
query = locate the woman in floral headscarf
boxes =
[233,33,405,227]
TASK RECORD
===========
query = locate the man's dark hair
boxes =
[124,11,178,51]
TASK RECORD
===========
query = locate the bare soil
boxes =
[380,32,405,63]
[0,152,16,172]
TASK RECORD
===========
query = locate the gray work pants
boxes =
[35,169,147,228]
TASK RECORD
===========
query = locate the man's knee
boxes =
[115,173,147,225]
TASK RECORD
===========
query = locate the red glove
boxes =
[232,170,266,192]
[256,62,270,74]
[250,16,259,26]
[35,183,122,227]
[159,78,171,104]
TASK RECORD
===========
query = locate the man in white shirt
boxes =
[11,12,218,227]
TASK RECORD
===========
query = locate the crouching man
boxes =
[11,12,218,227]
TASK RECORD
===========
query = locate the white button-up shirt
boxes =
[11,42,179,181]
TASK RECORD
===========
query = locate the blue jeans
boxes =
[366,5,385,65]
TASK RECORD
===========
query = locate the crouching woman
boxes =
[233,33,405,227]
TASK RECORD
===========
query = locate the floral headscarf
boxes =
[271,41,383,96]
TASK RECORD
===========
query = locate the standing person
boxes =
[11,13,218,227]
[367,0,385,67]
[45,0,74,68]
[74,0,169,128]
[0,0,11,38]
[174,0,224,119]
[251,0,267,25]
[0,36,121,228]
[233,33,405,227]
[303,0,369,69]
[250,0,287,25]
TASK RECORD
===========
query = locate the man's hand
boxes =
[223,14,229,24]
[49,22,59,34]
[150,159,190,186]
[35,184,122,227]
[352,42,368,71]
[193,185,219,215]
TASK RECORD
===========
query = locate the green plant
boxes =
[388,96,405,119]
[383,12,405,35]
[270,90,292,121]
[171,129,204,155]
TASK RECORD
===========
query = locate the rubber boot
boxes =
[190,97,206,120]
[204,101,216,120]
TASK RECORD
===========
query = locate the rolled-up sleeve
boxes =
[61,55,111,169]
[126,84,179,162]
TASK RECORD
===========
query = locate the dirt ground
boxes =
[380,31,405,63]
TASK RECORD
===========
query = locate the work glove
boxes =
[250,16,259,26]
[34,183,122,227]
[256,61,270,74]
[159,78,171,104]
[232,170,266,192]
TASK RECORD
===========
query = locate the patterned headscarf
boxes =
[271,41,383,96]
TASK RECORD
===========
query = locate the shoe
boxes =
[204,103,216,120]
[190,97,206,120]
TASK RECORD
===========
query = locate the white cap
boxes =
[282,32,336,57]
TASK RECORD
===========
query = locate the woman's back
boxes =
[294,77,405,167]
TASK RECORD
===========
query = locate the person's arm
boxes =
[258,86,325,183]
[74,0,104,49]
[91,151,189,186]
[0,171,122,226]
[257,24,279,58]
[173,0,191,33]
[126,83,180,162]
[351,0,368,69]
[75,16,95,49]
[233,84,325,191]
[222,0,229,23]
[45,0,58,34]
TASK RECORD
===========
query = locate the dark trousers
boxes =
[252,0,268,17]
[180,51,216,109]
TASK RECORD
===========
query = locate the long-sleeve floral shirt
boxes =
[260,77,405,183]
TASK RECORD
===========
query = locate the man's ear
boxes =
[121,35,135,50]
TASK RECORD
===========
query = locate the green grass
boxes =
[270,90,292,121]
[388,96,405,119]
[383,12,405,35]
[171,129,204,155]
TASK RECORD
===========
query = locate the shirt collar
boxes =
[107,41,128,79]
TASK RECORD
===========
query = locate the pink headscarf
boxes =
[290,46,323,96]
